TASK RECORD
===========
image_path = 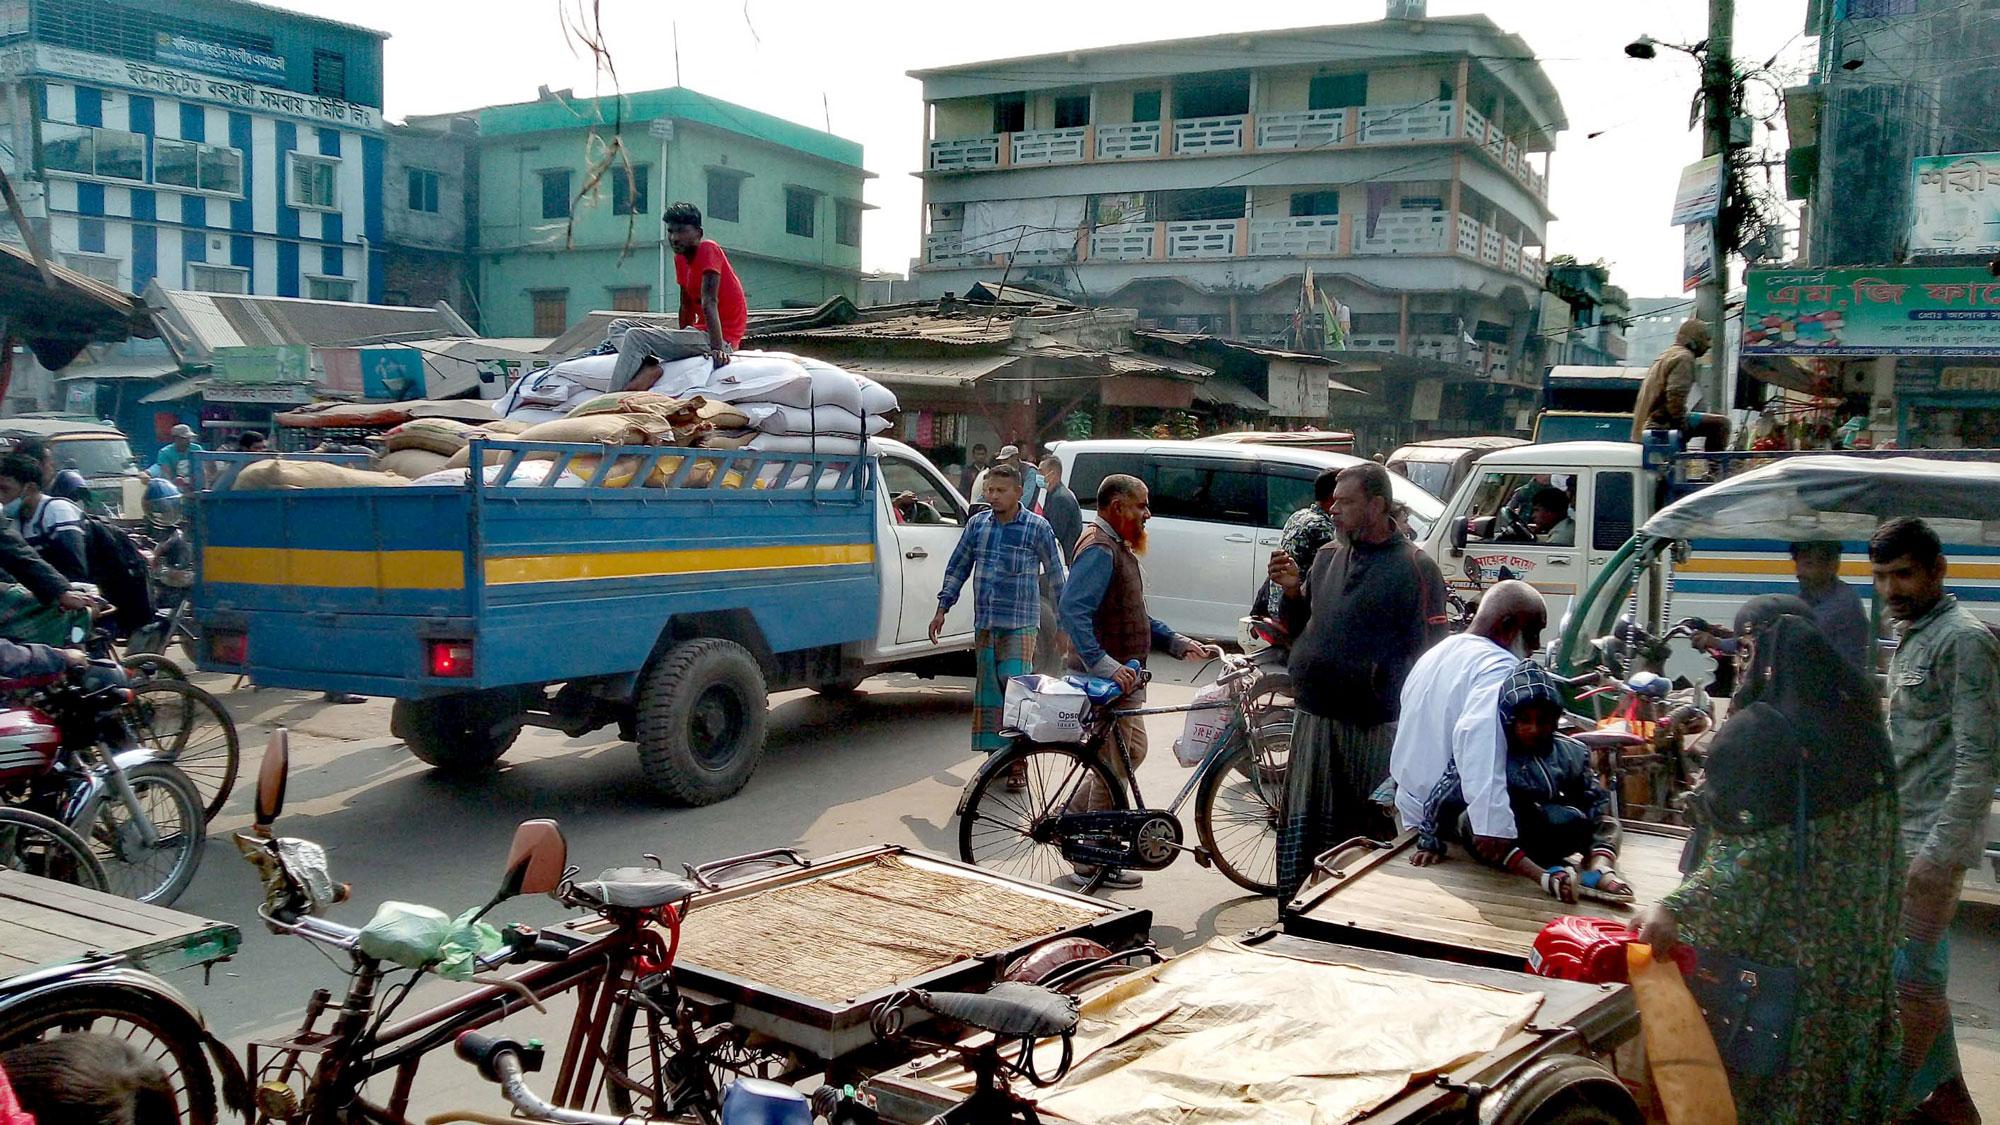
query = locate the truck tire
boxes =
[393,693,521,774]
[813,676,867,698]
[635,638,769,805]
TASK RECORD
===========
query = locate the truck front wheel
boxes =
[635,638,769,805]
[393,692,521,774]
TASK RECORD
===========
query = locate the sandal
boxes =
[1577,868,1635,905]
[1539,867,1577,904]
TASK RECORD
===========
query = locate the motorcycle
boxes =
[1558,617,1719,825]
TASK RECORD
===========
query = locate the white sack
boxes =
[1172,681,1235,767]
[747,404,890,436]
[1003,674,1090,744]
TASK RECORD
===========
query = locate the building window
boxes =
[288,153,339,210]
[993,93,1026,133]
[540,169,571,220]
[41,124,145,182]
[187,263,248,294]
[307,276,354,302]
[406,167,440,213]
[1290,191,1339,217]
[154,138,243,195]
[784,188,816,238]
[62,253,119,285]
[1132,90,1161,123]
[611,163,650,216]
[531,289,568,336]
[706,171,742,223]
[609,286,650,312]
[836,200,862,248]
[312,49,347,99]
[1308,73,1368,111]
[1053,94,1089,129]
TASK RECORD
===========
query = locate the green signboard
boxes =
[1744,266,2000,356]
[213,345,309,385]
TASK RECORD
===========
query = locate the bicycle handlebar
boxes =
[451,1033,639,1125]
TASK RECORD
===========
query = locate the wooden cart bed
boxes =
[1284,823,1689,970]
[0,869,239,979]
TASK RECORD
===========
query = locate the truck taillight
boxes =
[428,640,474,678]
[209,630,247,666]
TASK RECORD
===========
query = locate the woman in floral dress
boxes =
[1635,598,1902,1123]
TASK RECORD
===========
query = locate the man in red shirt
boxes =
[665,201,746,368]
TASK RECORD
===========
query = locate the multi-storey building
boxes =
[472,85,870,339]
[1540,260,1631,370]
[907,14,1564,439]
[381,113,477,318]
[0,0,387,301]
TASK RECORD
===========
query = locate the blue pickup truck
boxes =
[191,438,981,804]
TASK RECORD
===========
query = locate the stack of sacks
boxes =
[658,352,898,456]
[234,460,406,490]
[497,353,714,423]
[376,418,484,480]
[409,462,587,489]
[446,411,682,488]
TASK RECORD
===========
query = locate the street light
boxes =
[1624,35,1658,60]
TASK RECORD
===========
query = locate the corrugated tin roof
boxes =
[762,314,1018,348]
[147,286,475,360]
[1193,378,1275,413]
[844,355,1019,389]
[54,359,182,383]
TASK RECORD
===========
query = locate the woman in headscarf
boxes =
[1634,594,1901,1122]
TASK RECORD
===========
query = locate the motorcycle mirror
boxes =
[254,727,290,832]
[497,819,568,901]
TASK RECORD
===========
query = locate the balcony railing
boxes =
[1518,252,1545,285]
[1463,104,1491,145]
[1166,219,1238,258]
[1410,334,1460,362]
[1011,127,1086,166]
[1503,237,1521,274]
[1358,102,1455,144]
[1455,214,1482,258]
[1249,215,1340,256]
[928,135,1001,171]
[1088,225,1155,260]
[1173,115,1246,155]
[1353,210,1450,255]
[925,233,988,264]
[1349,335,1401,352]
[1481,224,1504,267]
[1256,108,1345,151]
[1096,122,1161,160]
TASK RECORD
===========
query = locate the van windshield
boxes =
[1398,460,1455,500]
[51,437,138,477]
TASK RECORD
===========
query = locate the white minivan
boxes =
[1052,440,1446,641]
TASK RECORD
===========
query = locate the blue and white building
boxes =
[0,0,387,301]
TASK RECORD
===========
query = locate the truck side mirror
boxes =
[1450,518,1468,555]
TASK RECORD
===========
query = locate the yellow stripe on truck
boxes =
[483,543,875,586]
[1678,557,2000,580]
[204,547,466,590]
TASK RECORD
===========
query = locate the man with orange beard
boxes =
[1058,473,1219,889]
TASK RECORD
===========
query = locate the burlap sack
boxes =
[381,418,480,456]
[378,448,451,480]
[446,413,673,470]
[233,460,406,490]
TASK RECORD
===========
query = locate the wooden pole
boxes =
[0,166,57,288]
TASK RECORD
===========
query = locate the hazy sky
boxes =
[268,0,1813,298]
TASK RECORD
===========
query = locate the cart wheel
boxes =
[392,691,521,774]
[1194,720,1289,896]
[1482,1055,1641,1125]
[959,740,1127,894]
[0,807,107,890]
[602,987,780,1120]
[634,638,768,805]
[0,979,222,1125]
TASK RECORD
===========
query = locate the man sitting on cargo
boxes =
[1412,660,1630,905]
[664,201,746,370]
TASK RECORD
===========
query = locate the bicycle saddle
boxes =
[913,982,1080,1039]
[1574,730,1649,750]
[569,867,700,910]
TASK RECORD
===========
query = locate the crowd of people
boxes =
[930,442,1995,1122]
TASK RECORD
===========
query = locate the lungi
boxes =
[1277,708,1397,901]
[971,627,1036,754]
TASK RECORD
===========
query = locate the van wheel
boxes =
[393,693,520,773]
[635,638,768,805]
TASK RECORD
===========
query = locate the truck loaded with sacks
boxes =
[191,347,984,804]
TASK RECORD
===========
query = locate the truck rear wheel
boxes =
[635,638,768,805]
[393,693,521,774]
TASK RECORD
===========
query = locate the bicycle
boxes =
[0,805,106,890]
[957,653,1291,896]
[122,677,239,820]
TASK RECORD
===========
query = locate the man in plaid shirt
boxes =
[932,462,1068,754]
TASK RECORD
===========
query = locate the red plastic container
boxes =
[1528,915,1695,984]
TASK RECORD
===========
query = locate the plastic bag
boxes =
[1171,681,1234,767]
[1003,674,1090,743]
[357,901,504,980]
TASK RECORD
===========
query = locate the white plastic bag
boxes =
[1171,682,1235,766]
[1003,674,1090,743]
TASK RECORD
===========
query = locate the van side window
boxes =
[1463,470,1577,546]
[1593,471,1635,551]
[1150,459,1263,526]
[1267,472,1317,528]
[880,458,963,526]
[1068,452,1147,510]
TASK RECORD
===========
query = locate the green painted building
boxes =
[474,86,871,338]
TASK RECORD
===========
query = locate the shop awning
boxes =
[1192,377,1274,413]
[54,359,182,383]
[1740,355,1825,395]
[844,354,1020,390]
[139,377,209,403]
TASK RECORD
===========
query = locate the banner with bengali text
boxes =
[1744,266,2000,356]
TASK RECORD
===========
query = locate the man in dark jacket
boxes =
[1412,660,1628,905]
[1035,455,1083,560]
[1631,318,1730,449]
[1269,461,1446,899]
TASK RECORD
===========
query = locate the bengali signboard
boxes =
[153,33,286,85]
[1670,155,1723,226]
[214,345,309,385]
[1744,266,2000,356]
[1909,153,2000,259]
[0,45,378,131]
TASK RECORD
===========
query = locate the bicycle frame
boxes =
[1086,668,1285,816]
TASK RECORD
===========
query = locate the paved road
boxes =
[161,667,1999,1114]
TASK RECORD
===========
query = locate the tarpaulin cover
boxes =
[1641,455,2000,545]
[924,937,1543,1125]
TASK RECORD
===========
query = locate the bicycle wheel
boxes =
[0,979,219,1125]
[0,806,108,891]
[124,679,239,819]
[1194,720,1290,896]
[958,740,1126,894]
[119,652,189,683]
[76,761,206,906]
[601,985,767,1122]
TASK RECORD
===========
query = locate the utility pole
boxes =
[1697,0,1736,414]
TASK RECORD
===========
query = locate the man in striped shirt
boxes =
[932,463,1068,754]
